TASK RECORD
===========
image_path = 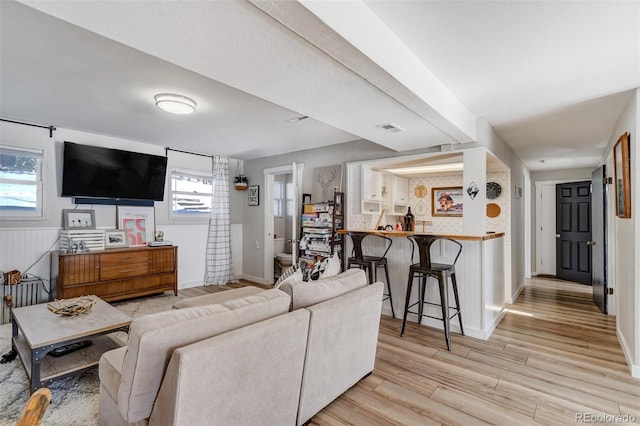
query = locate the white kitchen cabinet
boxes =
[360,166,382,215]
[391,175,409,215]
[361,166,382,201]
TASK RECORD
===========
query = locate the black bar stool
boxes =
[346,232,396,318]
[400,235,464,350]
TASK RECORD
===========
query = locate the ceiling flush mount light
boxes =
[385,163,464,175]
[154,93,197,114]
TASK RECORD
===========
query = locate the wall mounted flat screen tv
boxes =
[61,142,168,201]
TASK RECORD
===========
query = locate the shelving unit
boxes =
[299,191,344,266]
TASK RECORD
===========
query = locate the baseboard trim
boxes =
[617,327,640,378]
[238,273,269,285]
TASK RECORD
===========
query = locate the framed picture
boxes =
[117,206,155,246]
[62,209,96,230]
[105,230,127,248]
[312,165,341,202]
[515,185,523,199]
[432,187,463,217]
[614,132,631,218]
[248,185,259,206]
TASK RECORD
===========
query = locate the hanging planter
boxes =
[234,175,248,190]
[234,160,249,190]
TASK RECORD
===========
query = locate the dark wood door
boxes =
[556,181,592,284]
[591,166,607,313]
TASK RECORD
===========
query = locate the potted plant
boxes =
[234,174,248,190]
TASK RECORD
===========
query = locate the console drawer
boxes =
[101,251,149,267]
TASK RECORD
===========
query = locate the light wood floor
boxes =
[184,278,640,425]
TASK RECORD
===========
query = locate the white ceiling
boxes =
[1,0,638,170]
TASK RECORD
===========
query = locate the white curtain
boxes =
[204,155,235,285]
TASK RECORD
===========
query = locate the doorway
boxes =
[555,181,592,284]
[263,163,303,284]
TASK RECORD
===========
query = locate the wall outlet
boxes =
[255,240,260,249]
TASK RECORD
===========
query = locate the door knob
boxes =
[586,240,596,246]
[555,234,560,238]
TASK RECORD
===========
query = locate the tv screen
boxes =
[61,142,168,201]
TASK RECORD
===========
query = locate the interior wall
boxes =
[0,121,243,288]
[242,139,425,281]
[475,118,529,302]
[597,89,638,377]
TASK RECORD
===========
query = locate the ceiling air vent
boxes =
[376,122,405,133]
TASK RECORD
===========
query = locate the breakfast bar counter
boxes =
[338,230,506,340]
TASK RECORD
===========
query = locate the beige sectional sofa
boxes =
[98,269,383,426]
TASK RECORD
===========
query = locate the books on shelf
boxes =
[303,227,332,234]
[300,192,344,263]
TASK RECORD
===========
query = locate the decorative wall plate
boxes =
[414,184,427,198]
[486,203,501,218]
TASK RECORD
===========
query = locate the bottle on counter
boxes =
[403,207,415,232]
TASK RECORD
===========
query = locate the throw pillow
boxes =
[275,269,303,288]
[275,259,311,287]
[275,263,299,287]
[308,258,327,281]
[321,255,341,278]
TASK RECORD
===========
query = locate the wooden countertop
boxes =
[337,229,505,241]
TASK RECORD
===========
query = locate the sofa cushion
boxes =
[99,346,126,404]
[116,288,291,423]
[172,286,263,309]
[278,268,367,310]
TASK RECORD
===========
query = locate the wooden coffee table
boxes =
[11,295,131,393]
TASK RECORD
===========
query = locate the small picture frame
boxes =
[117,205,155,246]
[105,230,127,248]
[62,209,96,230]
[248,185,259,206]
[431,187,463,217]
[515,185,523,199]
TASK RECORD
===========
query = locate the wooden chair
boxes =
[16,387,51,426]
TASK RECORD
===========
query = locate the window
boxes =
[274,179,294,217]
[0,146,43,217]
[274,181,285,217]
[170,169,213,217]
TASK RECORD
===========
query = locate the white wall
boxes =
[0,121,243,289]
[598,89,638,377]
[475,118,529,302]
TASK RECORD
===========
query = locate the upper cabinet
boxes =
[361,166,382,214]
[391,175,409,215]
[361,166,382,201]
[380,173,409,215]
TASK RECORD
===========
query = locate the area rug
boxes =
[0,292,185,426]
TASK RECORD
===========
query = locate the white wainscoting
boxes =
[0,224,243,292]
[0,228,60,294]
